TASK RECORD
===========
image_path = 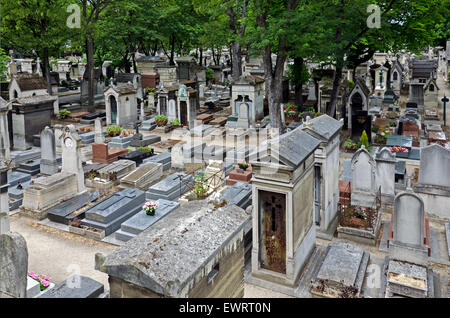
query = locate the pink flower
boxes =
[41,281,50,287]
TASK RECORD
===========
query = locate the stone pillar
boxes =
[40,127,59,175]
[61,125,85,193]
[94,118,104,144]
[0,104,11,160]
[148,94,155,112]
[140,102,146,121]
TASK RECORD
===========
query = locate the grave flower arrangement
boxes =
[238,162,249,171]
[155,115,168,126]
[121,129,134,137]
[106,125,122,137]
[28,271,52,291]
[143,201,158,216]
[390,146,408,153]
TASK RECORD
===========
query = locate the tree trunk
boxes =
[231,42,242,80]
[132,52,137,73]
[327,58,343,118]
[262,47,285,129]
[87,35,95,113]
[169,34,175,65]
[42,47,52,95]
[293,57,304,107]
[199,48,203,66]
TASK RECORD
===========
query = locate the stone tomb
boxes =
[118,150,153,167]
[120,162,163,191]
[108,135,133,149]
[226,166,252,186]
[413,144,450,220]
[38,276,104,298]
[8,180,32,211]
[10,148,41,168]
[83,188,146,236]
[129,134,161,148]
[20,172,79,219]
[115,199,180,242]
[250,127,321,287]
[92,143,128,164]
[94,160,136,187]
[146,173,194,201]
[222,182,252,210]
[98,200,249,298]
[310,242,369,298]
[80,132,95,145]
[47,190,103,225]
[16,158,41,176]
[143,152,171,171]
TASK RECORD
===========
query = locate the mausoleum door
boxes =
[110,96,118,124]
[260,190,286,274]
[180,101,188,126]
[351,92,363,114]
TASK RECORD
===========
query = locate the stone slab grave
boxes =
[92,159,136,189]
[32,134,41,147]
[115,199,180,242]
[38,275,104,298]
[183,142,206,163]
[80,132,95,145]
[16,158,41,176]
[384,191,436,298]
[151,139,182,153]
[209,117,228,126]
[80,111,106,125]
[7,170,31,187]
[10,147,41,168]
[120,162,163,191]
[190,124,215,137]
[310,242,369,298]
[130,134,161,148]
[9,180,31,211]
[287,121,302,131]
[82,188,146,236]
[195,145,228,162]
[196,113,214,124]
[143,152,171,171]
[223,162,234,176]
[445,223,450,261]
[47,190,103,225]
[146,173,194,201]
[222,182,252,210]
[141,118,156,131]
[108,135,134,149]
[118,150,153,167]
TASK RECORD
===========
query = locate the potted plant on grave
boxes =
[238,162,249,172]
[142,201,158,216]
[57,109,71,120]
[137,146,154,155]
[170,119,181,128]
[28,271,52,291]
[343,139,358,152]
[283,104,299,123]
[155,114,168,126]
[121,129,134,137]
[106,125,122,137]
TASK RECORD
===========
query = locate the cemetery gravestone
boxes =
[351,146,377,208]
[38,276,104,298]
[94,118,104,144]
[120,162,163,191]
[40,127,59,175]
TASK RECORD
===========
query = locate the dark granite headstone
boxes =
[118,150,153,167]
[38,276,104,298]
